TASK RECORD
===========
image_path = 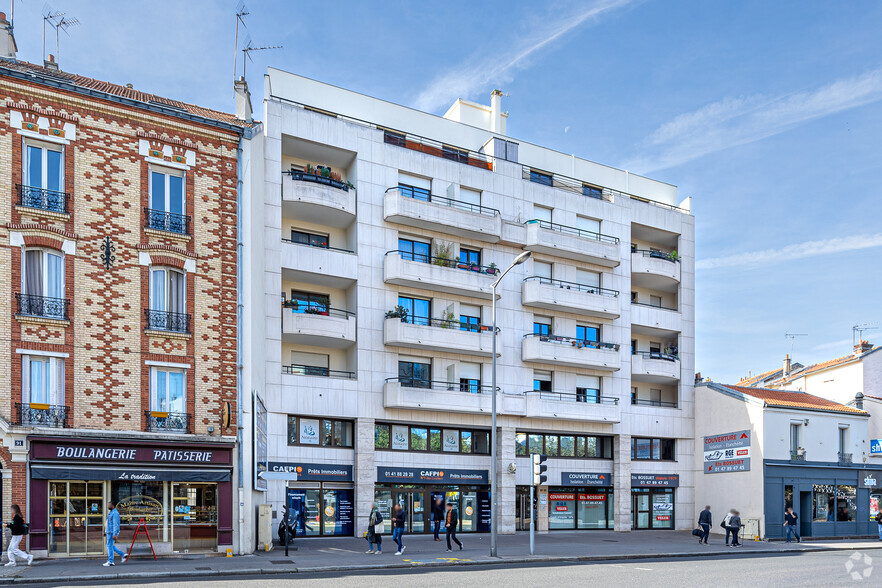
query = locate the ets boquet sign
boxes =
[704,430,751,474]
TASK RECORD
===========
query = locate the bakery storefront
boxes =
[27,438,234,557]
[631,473,679,529]
[547,472,614,530]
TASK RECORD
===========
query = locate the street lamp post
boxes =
[490,250,531,558]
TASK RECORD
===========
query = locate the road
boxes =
[30,550,878,587]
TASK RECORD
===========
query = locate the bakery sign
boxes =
[31,441,232,465]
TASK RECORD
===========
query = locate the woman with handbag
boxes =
[4,505,32,567]
[366,502,383,554]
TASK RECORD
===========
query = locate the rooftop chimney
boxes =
[694,372,702,384]
[783,354,792,379]
[0,12,17,59]
[855,392,864,410]
[44,54,58,71]
[854,340,873,356]
[490,89,504,135]
[234,76,252,123]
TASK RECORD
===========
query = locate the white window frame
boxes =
[21,247,65,299]
[22,354,64,405]
[149,366,186,414]
[149,266,186,314]
[23,139,64,191]
[149,165,186,214]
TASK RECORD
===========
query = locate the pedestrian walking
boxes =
[875,510,882,541]
[721,508,735,545]
[4,505,32,567]
[783,506,800,543]
[391,504,406,555]
[103,502,128,566]
[431,497,444,541]
[444,502,463,552]
[728,510,744,547]
[697,505,712,545]
[366,502,383,554]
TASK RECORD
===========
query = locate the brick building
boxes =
[0,22,248,557]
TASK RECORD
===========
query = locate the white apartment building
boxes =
[239,69,695,549]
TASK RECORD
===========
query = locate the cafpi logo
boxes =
[845,552,873,581]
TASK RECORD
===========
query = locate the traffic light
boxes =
[531,453,547,486]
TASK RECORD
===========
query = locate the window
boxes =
[576,324,600,343]
[148,168,186,233]
[398,172,430,200]
[411,427,428,450]
[384,129,406,147]
[459,187,481,207]
[631,292,638,303]
[23,142,64,211]
[533,205,553,223]
[150,367,185,414]
[576,375,601,404]
[576,269,600,289]
[460,304,481,332]
[582,183,603,199]
[398,296,430,326]
[289,291,330,314]
[838,427,848,455]
[577,216,600,236]
[533,317,552,337]
[649,341,661,357]
[533,370,552,392]
[290,230,329,249]
[631,437,676,461]
[442,144,468,164]
[813,484,834,521]
[399,359,431,388]
[650,295,662,308]
[515,432,528,457]
[459,362,481,393]
[375,423,489,454]
[534,261,552,279]
[837,485,856,521]
[148,268,187,331]
[650,389,662,405]
[288,351,329,376]
[287,416,353,447]
[21,249,64,317]
[398,238,430,263]
[790,423,801,454]
[631,340,637,355]
[22,355,64,405]
[529,169,553,186]
[518,432,613,459]
[459,247,481,268]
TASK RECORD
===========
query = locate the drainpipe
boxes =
[236,134,245,555]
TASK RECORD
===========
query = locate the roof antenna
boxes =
[233,1,249,80]
[785,333,807,357]
[241,36,282,79]
[42,4,77,65]
[853,324,878,347]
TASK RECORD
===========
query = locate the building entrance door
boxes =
[393,490,428,533]
[799,491,813,538]
[631,492,650,529]
[48,481,106,557]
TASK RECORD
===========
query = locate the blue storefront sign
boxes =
[561,472,612,486]
[870,439,882,455]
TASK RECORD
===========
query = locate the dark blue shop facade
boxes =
[764,461,882,539]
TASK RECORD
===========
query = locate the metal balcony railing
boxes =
[633,350,679,362]
[838,452,853,464]
[145,411,190,433]
[631,300,679,312]
[790,452,807,462]
[144,207,191,235]
[392,184,500,217]
[524,276,619,297]
[285,169,350,191]
[525,219,619,244]
[15,293,70,320]
[632,248,681,263]
[386,377,495,393]
[525,390,619,405]
[15,403,69,427]
[281,237,354,254]
[631,398,678,408]
[145,309,191,333]
[387,314,493,333]
[385,250,500,275]
[382,130,493,171]
[283,364,355,379]
[523,332,620,351]
[283,302,355,319]
[17,184,68,213]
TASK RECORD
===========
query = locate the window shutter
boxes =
[460,363,481,380]
[398,172,431,191]
[21,355,30,404]
[576,375,601,390]
[50,358,64,405]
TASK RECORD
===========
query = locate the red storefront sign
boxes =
[579,494,606,501]
[548,493,575,501]
[656,515,671,521]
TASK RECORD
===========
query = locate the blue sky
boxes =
[9,0,882,382]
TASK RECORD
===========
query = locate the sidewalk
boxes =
[3,530,882,584]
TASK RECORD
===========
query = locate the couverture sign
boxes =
[561,472,612,486]
[30,440,232,465]
[703,430,751,474]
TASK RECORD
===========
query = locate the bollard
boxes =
[226,548,233,557]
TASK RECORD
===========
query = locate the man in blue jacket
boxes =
[103,502,128,566]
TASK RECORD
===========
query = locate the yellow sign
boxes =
[465,506,474,516]
[324,506,335,517]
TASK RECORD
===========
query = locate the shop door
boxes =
[800,491,813,538]
[515,486,531,531]
[631,493,650,529]
[393,490,428,533]
[48,481,105,557]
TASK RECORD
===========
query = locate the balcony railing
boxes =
[144,207,191,235]
[632,350,679,362]
[631,398,678,408]
[388,315,493,333]
[283,302,355,319]
[17,184,68,213]
[525,390,619,405]
[283,364,355,379]
[386,377,495,394]
[145,411,190,432]
[281,237,354,254]
[15,293,70,320]
[385,250,500,275]
[523,332,619,351]
[145,309,191,333]
[524,276,619,298]
[14,403,69,428]
[525,219,619,244]
[632,248,680,263]
[383,130,493,171]
[632,300,679,312]
[285,169,350,191]
[394,184,500,217]
[522,166,615,203]
[790,452,806,462]
[838,452,853,465]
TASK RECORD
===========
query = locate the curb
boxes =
[4,543,882,584]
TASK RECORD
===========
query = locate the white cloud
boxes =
[623,67,882,173]
[696,233,882,270]
[412,0,634,112]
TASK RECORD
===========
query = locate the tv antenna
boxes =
[785,333,807,357]
[240,36,282,79]
[233,1,250,80]
[853,324,878,347]
[42,4,78,64]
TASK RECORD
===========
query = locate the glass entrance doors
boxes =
[631,492,650,529]
[376,486,488,533]
[631,488,675,529]
[49,481,105,556]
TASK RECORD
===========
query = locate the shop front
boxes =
[27,438,234,557]
[270,461,355,537]
[375,466,490,533]
[631,473,678,529]
[543,472,614,530]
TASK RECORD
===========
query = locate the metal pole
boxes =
[529,483,534,555]
[490,281,498,558]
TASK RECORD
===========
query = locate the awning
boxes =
[31,465,231,482]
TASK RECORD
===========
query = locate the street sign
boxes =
[703,430,751,474]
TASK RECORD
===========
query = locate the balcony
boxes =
[144,207,190,236]
[384,378,508,415]
[524,391,621,423]
[16,293,70,321]
[631,250,681,287]
[145,309,191,334]
[384,251,495,299]
[383,130,493,171]
[790,451,806,463]
[521,333,620,371]
[281,239,357,288]
[838,452,853,465]
[384,317,494,357]
[630,302,681,331]
[631,351,681,383]
[384,186,502,243]
[631,398,678,409]
[14,403,69,428]
[282,170,355,228]
[521,276,619,319]
[524,220,620,267]
[145,411,190,433]
[282,304,356,348]
[17,184,68,214]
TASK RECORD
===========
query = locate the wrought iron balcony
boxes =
[15,293,70,320]
[144,207,191,235]
[283,364,355,379]
[17,184,68,213]
[145,411,190,433]
[838,452,853,465]
[15,403,69,428]
[145,309,191,333]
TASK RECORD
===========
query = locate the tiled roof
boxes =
[779,345,881,383]
[0,59,250,129]
[720,384,868,415]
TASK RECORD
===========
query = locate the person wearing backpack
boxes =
[4,504,33,567]
[728,510,744,547]
[721,508,735,545]
[875,510,882,540]
[366,502,383,554]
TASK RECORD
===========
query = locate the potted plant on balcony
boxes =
[385,305,409,322]
[433,243,454,267]
[486,262,498,275]
[439,309,456,328]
